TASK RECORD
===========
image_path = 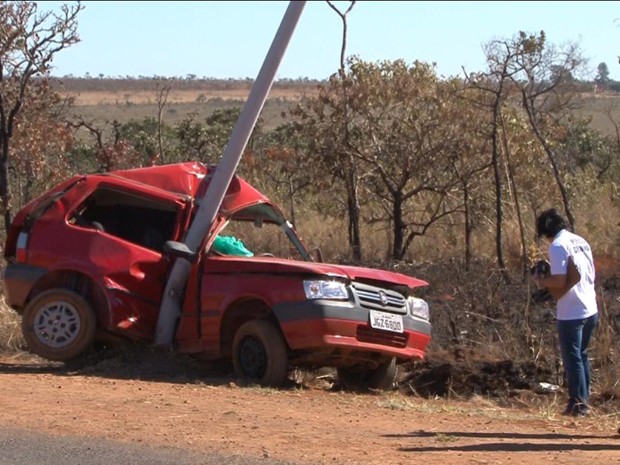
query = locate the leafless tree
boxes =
[156,79,172,164]
[326,1,362,261]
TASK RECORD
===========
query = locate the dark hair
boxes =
[536,208,567,239]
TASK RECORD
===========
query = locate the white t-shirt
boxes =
[548,229,598,320]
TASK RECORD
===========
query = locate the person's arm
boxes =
[538,273,567,289]
[537,245,580,299]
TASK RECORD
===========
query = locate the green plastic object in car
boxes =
[212,235,254,257]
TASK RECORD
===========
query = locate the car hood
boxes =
[206,256,428,290]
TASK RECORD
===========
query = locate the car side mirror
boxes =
[162,241,198,263]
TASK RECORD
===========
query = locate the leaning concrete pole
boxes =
[155,0,307,346]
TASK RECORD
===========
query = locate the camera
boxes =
[530,259,550,277]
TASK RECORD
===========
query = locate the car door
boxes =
[62,182,187,341]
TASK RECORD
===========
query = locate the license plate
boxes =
[369,310,404,333]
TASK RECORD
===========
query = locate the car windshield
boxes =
[214,203,311,261]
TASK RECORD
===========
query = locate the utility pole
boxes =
[154,0,307,346]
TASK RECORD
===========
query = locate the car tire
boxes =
[337,357,398,391]
[233,320,288,387]
[22,289,97,362]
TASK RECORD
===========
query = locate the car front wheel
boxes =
[22,289,96,362]
[232,320,288,387]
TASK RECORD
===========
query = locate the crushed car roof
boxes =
[105,162,221,197]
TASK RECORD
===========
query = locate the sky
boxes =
[44,1,620,81]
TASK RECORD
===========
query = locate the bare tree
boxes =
[326,1,362,261]
[68,118,140,172]
[509,31,586,231]
[499,111,529,279]
[0,1,83,232]
[446,90,492,270]
[155,79,172,164]
[255,122,315,226]
[465,39,522,278]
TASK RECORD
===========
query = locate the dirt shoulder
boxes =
[1,351,620,465]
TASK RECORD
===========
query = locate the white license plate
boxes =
[369,310,404,333]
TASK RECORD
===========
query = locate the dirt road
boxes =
[0,426,294,465]
[1,351,619,465]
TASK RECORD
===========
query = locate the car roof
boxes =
[98,161,273,215]
[102,161,210,197]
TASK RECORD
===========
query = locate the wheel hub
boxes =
[239,336,267,378]
[33,300,81,348]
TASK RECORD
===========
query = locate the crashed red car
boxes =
[2,162,431,389]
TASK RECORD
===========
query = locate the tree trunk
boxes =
[491,117,508,277]
[392,191,405,260]
[500,115,529,280]
[0,151,12,233]
[521,95,575,232]
[327,1,360,262]
[288,178,296,227]
[463,185,472,271]
[346,163,362,261]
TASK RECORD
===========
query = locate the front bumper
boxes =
[272,299,431,360]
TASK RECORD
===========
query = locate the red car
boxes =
[3,162,431,389]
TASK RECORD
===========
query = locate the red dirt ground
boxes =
[1,351,620,465]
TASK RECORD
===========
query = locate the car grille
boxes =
[356,326,409,348]
[351,282,407,314]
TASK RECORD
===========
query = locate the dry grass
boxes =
[67,98,295,131]
[60,79,620,140]
[575,93,620,138]
[65,87,318,107]
[60,78,319,129]
[57,78,620,140]
[0,296,23,353]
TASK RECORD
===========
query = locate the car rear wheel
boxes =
[22,289,96,362]
[233,320,288,387]
[337,357,398,391]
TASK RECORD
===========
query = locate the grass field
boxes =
[55,78,620,136]
[67,99,296,130]
[57,78,318,129]
[575,93,620,137]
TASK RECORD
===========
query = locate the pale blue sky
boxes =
[44,1,620,81]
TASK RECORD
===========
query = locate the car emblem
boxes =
[379,291,388,306]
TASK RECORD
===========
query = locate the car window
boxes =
[71,187,179,252]
[216,215,306,261]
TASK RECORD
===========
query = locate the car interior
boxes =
[71,187,179,252]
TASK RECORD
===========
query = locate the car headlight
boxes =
[303,280,348,300]
[408,297,430,320]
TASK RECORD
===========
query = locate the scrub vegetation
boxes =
[0,1,619,410]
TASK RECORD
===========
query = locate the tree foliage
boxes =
[0,0,82,231]
[596,62,610,87]
[0,2,616,276]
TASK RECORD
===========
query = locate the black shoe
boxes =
[562,401,576,416]
[575,405,590,417]
[562,402,590,417]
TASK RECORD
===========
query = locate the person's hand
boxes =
[530,260,550,287]
[535,273,546,287]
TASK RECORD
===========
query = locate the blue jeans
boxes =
[557,313,598,408]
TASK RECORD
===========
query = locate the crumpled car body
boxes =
[3,162,431,387]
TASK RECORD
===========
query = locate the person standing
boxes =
[534,208,598,417]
